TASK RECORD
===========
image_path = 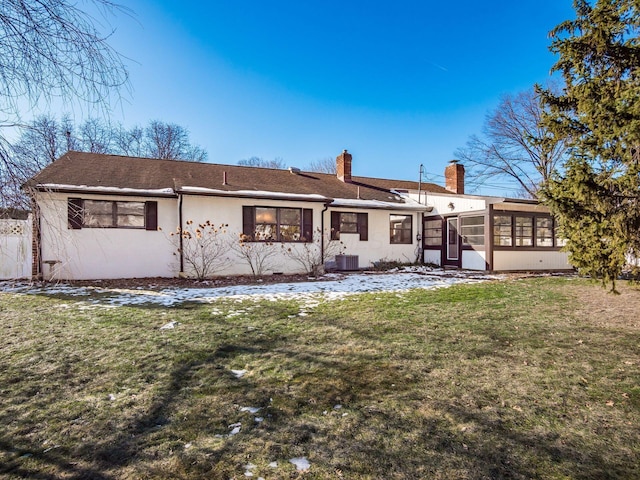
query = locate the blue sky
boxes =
[75,1,575,195]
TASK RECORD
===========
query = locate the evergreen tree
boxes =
[539,0,640,290]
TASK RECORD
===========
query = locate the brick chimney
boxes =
[445,160,465,194]
[336,149,352,183]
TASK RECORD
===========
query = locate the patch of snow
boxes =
[240,406,261,414]
[289,457,310,471]
[244,463,256,477]
[228,423,241,435]
[231,369,247,379]
[0,268,503,308]
[268,461,278,468]
[159,321,178,330]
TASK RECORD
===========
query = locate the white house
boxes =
[25,150,572,280]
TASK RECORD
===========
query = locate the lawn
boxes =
[1,276,639,479]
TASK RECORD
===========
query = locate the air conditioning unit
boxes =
[335,254,359,271]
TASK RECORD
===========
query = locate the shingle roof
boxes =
[27,151,450,204]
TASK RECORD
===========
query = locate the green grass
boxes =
[1,277,639,479]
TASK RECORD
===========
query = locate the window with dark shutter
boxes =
[242,206,255,240]
[68,198,156,229]
[302,208,313,242]
[242,206,313,242]
[145,201,158,231]
[330,211,368,241]
[331,211,340,240]
[357,213,368,241]
[68,198,83,229]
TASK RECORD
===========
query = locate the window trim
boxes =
[423,217,443,248]
[68,198,157,230]
[330,211,368,241]
[389,214,413,244]
[492,213,564,250]
[242,206,313,242]
[460,215,485,247]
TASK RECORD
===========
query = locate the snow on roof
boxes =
[179,186,330,202]
[330,197,431,211]
[36,184,176,196]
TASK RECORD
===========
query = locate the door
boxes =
[445,217,460,267]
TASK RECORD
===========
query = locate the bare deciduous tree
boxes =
[306,157,336,174]
[0,0,130,207]
[114,124,145,157]
[237,156,287,169]
[455,86,567,198]
[77,118,114,154]
[3,115,209,208]
[144,120,207,162]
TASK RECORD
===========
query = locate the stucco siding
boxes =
[329,209,422,268]
[180,195,324,276]
[37,193,178,280]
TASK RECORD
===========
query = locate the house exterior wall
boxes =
[37,192,178,280]
[423,249,441,267]
[35,191,425,279]
[179,194,325,276]
[181,197,423,273]
[422,193,487,217]
[462,249,488,270]
[328,208,421,268]
[492,250,572,271]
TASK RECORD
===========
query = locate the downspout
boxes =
[178,193,184,275]
[321,202,330,265]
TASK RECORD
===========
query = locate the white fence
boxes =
[0,217,33,279]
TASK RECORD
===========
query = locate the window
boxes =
[243,206,312,242]
[460,216,485,246]
[493,215,512,246]
[423,218,442,246]
[536,217,554,247]
[339,212,359,234]
[68,198,156,230]
[492,213,563,248]
[515,216,533,246]
[390,214,412,244]
[330,211,368,241]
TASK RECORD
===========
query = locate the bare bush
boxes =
[169,220,232,280]
[228,233,282,277]
[282,228,345,277]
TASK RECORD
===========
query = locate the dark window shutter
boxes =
[358,213,368,241]
[68,198,83,229]
[242,206,255,239]
[331,211,340,240]
[145,201,158,231]
[302,208,313,242]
